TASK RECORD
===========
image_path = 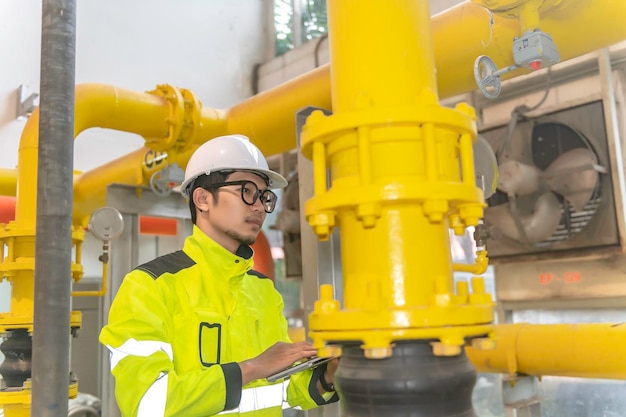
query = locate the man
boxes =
[100,134,339,416]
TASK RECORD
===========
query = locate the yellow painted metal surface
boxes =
[435,0,626,98]
[303,0,493,357]
[225,66,332,157]
[466,323,626,379]
[0,381,78,416]
[0,6,623,413]
[0,168,16,197]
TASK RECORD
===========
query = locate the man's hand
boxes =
[239,341,317,385]
[316,357,339,396]
[324,357,339,384]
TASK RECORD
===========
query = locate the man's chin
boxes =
[227,230,258,246]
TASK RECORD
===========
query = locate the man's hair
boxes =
[188,171,230,224]
[188,170,272,224]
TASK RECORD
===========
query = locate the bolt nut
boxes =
[431,342,462,356]
[364,347,393,359]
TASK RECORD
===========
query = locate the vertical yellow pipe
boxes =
[330,2,436,112]
[304,1,492,354]
[329,0,445,312]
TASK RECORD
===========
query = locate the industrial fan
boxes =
[482,101,614,258]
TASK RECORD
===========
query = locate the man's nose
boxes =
[252,197,265,212]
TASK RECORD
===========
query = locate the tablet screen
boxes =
[266,356,337,382]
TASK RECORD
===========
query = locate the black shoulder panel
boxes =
[247,269,270,280]
[135,250,196,280]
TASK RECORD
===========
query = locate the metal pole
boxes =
[32,0,76,416]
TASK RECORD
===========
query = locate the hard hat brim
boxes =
[179,168,288,198]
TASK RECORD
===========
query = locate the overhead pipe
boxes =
[433,0,626,98]
[4,1,626,223]
[67,0,626,163]
[31,1,76,417]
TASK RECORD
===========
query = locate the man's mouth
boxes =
[247,218,262,227]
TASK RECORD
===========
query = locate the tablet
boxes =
[266,356,337,383]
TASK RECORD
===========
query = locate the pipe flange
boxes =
[178,88,202,149]
[145,84,185,152]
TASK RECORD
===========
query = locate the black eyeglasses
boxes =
[204,180,278,213]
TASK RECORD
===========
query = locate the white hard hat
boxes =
[180,134,288,198]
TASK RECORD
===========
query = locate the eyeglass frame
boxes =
[202,180,278,213]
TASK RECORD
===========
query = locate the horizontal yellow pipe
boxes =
[434,0,626,98]
[7,0,626,225]
[0,168,16,197]
[225,65,332,157]
[17,84,175,226]
[13,72,332,224]
[466,323,626,379]
[72,147,194,226]
[240,0,626,155]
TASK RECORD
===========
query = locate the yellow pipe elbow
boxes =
[453,250,489,275]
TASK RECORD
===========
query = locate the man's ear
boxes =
[192,188,213,212]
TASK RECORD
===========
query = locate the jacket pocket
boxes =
[196,310,226,367]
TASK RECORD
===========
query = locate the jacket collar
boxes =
[184,225,254,280]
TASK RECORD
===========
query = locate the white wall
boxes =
[0,0,268,172]
[258,0,465,91]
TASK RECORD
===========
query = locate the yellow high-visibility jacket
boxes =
[100,225,338,417]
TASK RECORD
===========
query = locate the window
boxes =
[274,0,327,56]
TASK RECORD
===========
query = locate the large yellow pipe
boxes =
[72,147,194,225]
[303,0,492,358]
[225,66,332,157]
[466,323,626,379]
[17,84,172,226]
[435,0,626,98]
[3,0,626,209]
[69,69,331,223]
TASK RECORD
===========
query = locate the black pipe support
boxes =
[0,329,33,387]
[335,341,477,417]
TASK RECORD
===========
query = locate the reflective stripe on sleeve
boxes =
[219,381,289,414]
[106,338,173,370]
[137,373,168,417]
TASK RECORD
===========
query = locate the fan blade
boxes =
[473,134,498,199]
[485,192,562,244]
[496,160,541,196]
[543,148,599,212]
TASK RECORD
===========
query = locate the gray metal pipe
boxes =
[31,0,77,416]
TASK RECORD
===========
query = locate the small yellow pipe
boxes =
[517,0,542,32]
[71,261,108,297]
[466,323,626,379]
[453,250,489,275]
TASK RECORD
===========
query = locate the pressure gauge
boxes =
[88,207,124,241]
